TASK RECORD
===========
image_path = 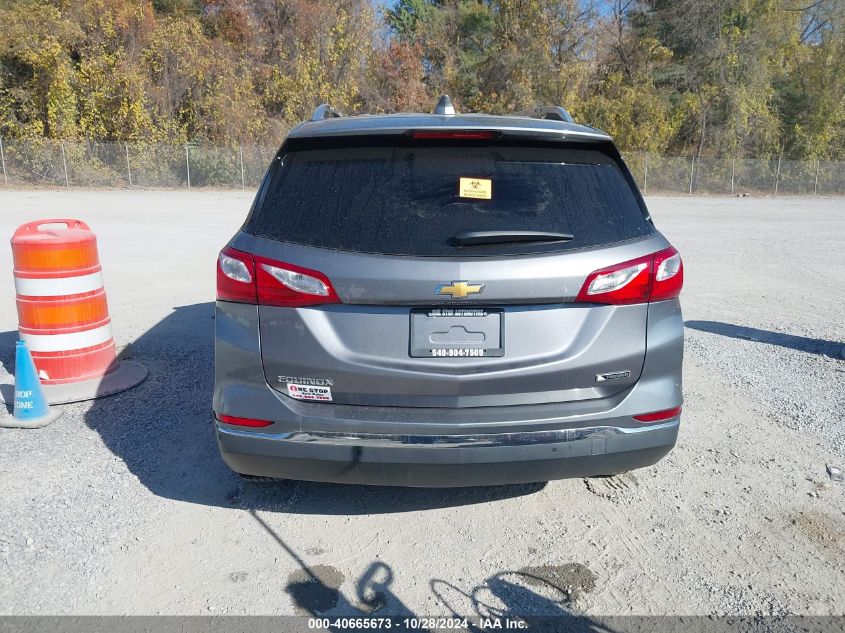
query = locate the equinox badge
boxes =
[596,370,631,382]
[436,281,485,299]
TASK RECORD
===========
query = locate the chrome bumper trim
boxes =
[216,419,679,449]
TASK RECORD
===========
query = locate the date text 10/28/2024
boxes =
[307,617,529,630]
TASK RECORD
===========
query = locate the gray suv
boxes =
[213,98,684,487]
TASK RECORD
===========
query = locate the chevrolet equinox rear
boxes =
[212,99,684,487]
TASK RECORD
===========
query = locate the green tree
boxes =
[0,0,841,160]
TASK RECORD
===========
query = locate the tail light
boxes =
[650,247,684,301]
[254,254,341,307]
[217,247,256,303]
[576,246,683,305]
[217,246,341,307]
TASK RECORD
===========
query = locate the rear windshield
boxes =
[251,144,652,256]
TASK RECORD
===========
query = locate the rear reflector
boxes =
[409,130,500,140]
[215,413,273,428]
[633,406,682,423]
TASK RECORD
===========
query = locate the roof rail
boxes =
[516,105,574,124]
[310,103,343,122]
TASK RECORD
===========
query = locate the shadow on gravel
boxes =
[0,328,17,370]
[685,320,843,357]
[431,570,610,631]
[81,301,543,513]
[0,329,18,407]
[254,509,603,630]
[252,510,417,619]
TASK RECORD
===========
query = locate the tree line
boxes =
[0,0,842,159]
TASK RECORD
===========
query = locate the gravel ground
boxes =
[0,191,843,618]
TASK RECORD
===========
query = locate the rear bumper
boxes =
[216,419,679,487]
[213,298,683,487]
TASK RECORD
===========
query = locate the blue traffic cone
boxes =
[1,341,62,429]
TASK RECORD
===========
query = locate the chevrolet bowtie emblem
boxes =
[436,281,485,299]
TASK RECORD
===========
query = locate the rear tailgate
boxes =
[241,139,661,408]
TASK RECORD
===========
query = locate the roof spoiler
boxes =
[516,105,574,123]
[308,99,578,126]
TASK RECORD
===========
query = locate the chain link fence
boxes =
[0,139,843,194]
[0,139,276,190]
[623,152,845,196]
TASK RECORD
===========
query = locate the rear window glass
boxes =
[252,145,652,256]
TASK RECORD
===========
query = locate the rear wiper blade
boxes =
[450,230,575,246]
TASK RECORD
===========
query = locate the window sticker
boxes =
[459,177,492,200]
[287,383,332,401]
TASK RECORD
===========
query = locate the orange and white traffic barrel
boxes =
[10,219,146,404]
